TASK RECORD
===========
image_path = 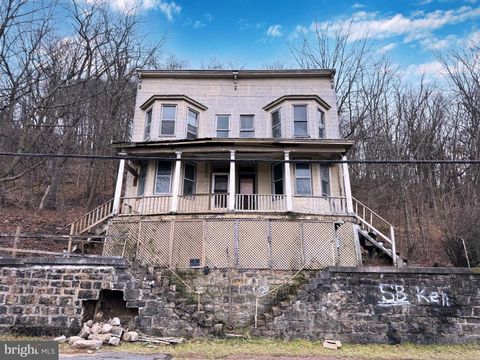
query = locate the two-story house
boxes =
[68,70,399,269]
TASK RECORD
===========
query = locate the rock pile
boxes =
[58,317,139,350]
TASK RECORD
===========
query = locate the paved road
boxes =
[60,353,172,360]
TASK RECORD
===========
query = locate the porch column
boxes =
[228,150,236,211]
[170,151,182,212]
[284,151,293,212]
[342,155,354,213]
[112,158,125,215]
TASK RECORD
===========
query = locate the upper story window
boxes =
[295,163,312,195]
[137,162,148,196]
[187,109,198,139]
[320,165,330,196]
[293,105,308,137]
[216,115,230,138]
[183,162,196,195]
[160,105,176,135]
[144,109,152,141]
[240,115,254,138]
[271,109,281,138]
[272,163,284,195]
[155,161,172,194]
[318,109,325,138]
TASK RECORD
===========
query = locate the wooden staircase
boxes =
[352,197,403,266]
[68,198,115,236]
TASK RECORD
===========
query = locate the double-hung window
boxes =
[240,115,255,138]
[318,109,325,139]
[144,109,152,140]
[154,161,172,194]
[216,115,230,138]
[272,163,284,195]
[183,162,196,195]
[137,162,148,196]
[295,163,312,195]
[293,105,308,137]
[320,165,331,196]
[187,109,198,139]
[160,105,176,135]
[271,109,281,138]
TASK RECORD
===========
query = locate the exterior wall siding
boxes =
[132,77,339,142]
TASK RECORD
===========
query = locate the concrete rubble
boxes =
[55,316,184,351]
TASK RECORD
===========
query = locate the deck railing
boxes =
[120,196,171,215]
[234,194,287,212]
[292,196,347,215]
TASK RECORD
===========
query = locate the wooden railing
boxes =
[292,196,347,215]
[234,194,287,212]
[120,196,171,215]
[70,199,114,235]
[352,197,397,266]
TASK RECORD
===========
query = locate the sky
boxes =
[88,0,480,76]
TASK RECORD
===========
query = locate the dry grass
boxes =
[1,334,479,360]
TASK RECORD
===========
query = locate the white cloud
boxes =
[266,24,282,37]
[352,3,365,8]
[310,6,480,42]
[465,30,480,46]
[406,60,446,76]
[204,12,213,22]
[238,19,264,31]
[86,0,181,20]
[192,20,205,29]
[420,34,457,50]
[288,25,308,40]
[377,42,397,54]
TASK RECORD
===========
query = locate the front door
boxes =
[211,173,228,209]
[238,173,256,210]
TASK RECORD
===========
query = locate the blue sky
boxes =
[93,0,480,75]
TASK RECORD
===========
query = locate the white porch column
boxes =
[112,158,125,215]
[170,151,182,212]
[342,155,354,214]
[284,151,293,212]
[228,150,236,211]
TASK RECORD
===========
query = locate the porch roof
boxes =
[113,138,354,158]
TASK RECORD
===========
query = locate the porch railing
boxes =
[292,196,347,215]
[234,194,287,212]
[120,196,171,215]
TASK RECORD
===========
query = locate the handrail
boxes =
[70,198,114,235]
[352,197,394,228]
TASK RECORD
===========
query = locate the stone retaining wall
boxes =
[0,258,479,344]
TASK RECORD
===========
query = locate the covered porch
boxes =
[113,140,354,217]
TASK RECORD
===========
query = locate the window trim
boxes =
[144,108,153,141]
[160,104,177,136]
[293,104,309,138]
[154,160,173,195]
[294,162,312,196]
[320,164,331,197]
[271,163,284,195]
[271,108,282,138]
[137,162,148,197]
[183,162,197,196]
[240,114,255,138]
[318,108,325,139]
[186,108,199,139]
[215,114,230,138]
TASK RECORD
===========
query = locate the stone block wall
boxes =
[253,267,480,344]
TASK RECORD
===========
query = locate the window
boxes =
[240,115,255,138]
[293,105,308,137]
[216,115,230,138]
[272,163,284,195]
[183,162,196,195]
[144,109,152,140]
[187,109,198,139]
[160,105,176,135]
[295,163,312,195]
[154,161,172,194]
[137,162,148,196]
[320,165,331,196]
[271,109,281,138]
[318,109,325,138]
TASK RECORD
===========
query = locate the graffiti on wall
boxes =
[378,284,452,307]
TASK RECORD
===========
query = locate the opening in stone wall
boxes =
[82,290,138,328]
